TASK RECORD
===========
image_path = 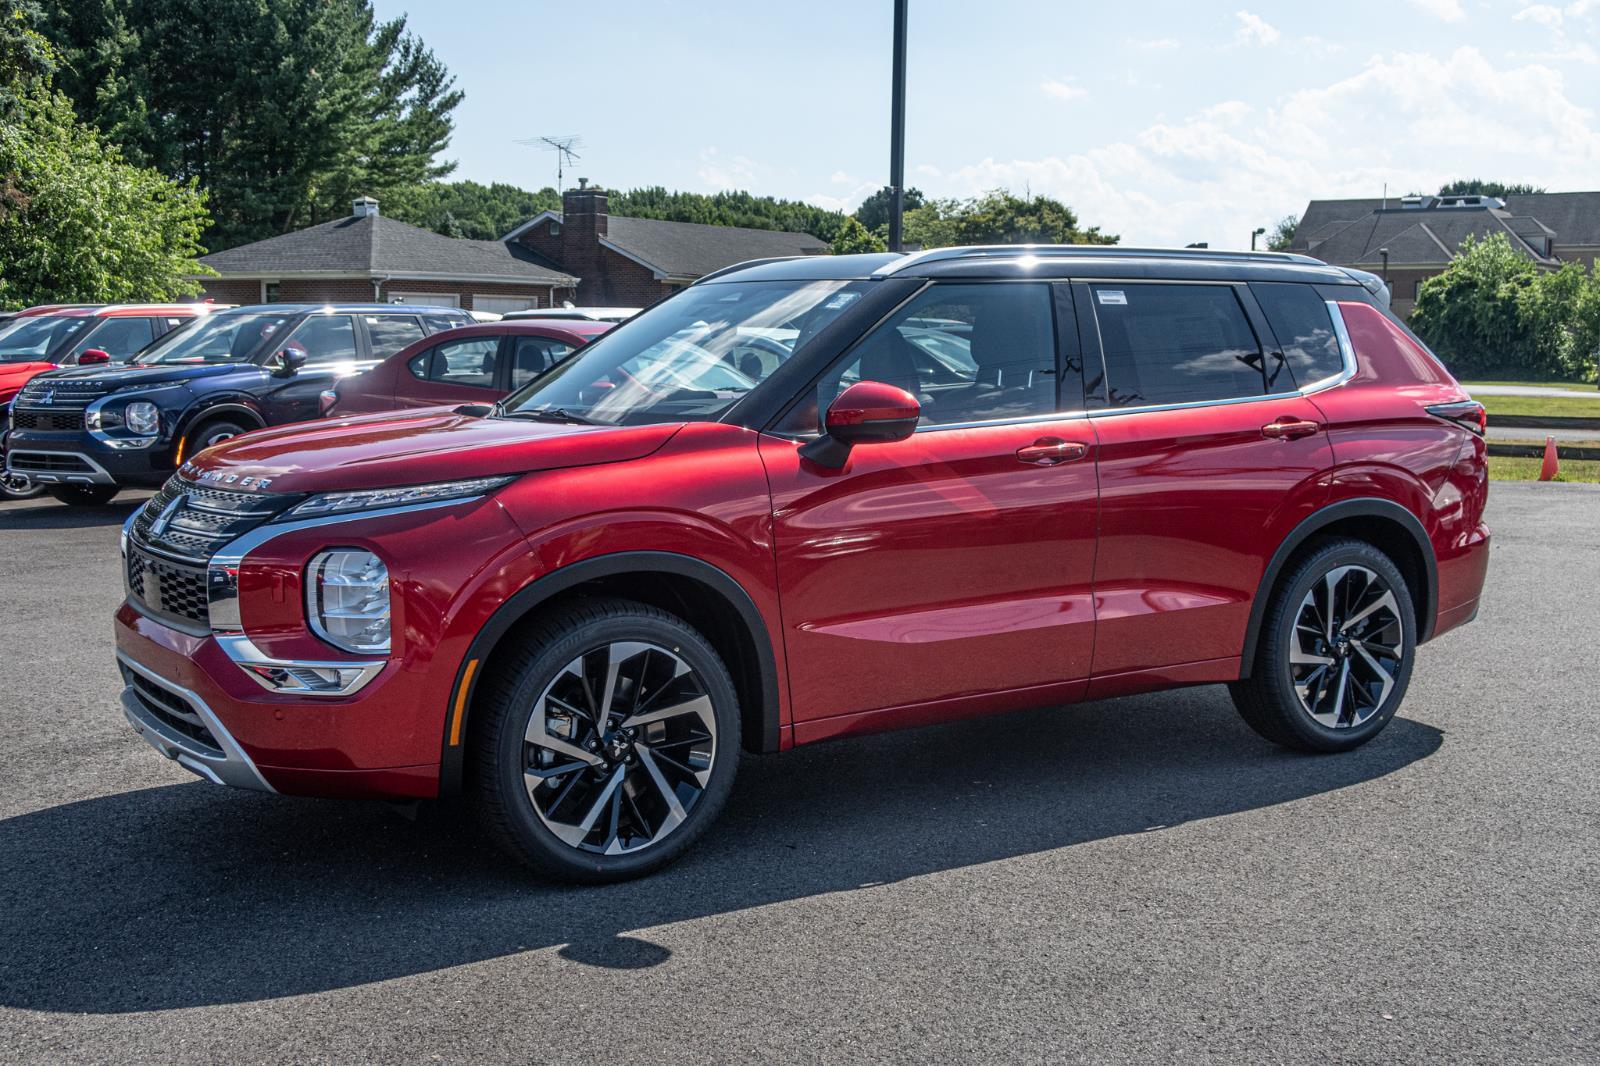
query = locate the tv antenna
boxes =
[518,135,582,191]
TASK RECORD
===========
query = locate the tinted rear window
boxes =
[1088,284,1266,408]
[1251,282,1345,387]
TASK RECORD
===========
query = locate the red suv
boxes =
[114,247,1490,882]
[323,319,611,416]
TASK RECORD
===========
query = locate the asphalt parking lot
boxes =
[0,483,1595,1064]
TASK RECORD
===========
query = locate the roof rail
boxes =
[694,256,806,285]
[872,244,1323,276]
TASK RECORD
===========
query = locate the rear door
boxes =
[395,333,507,407]
[65,317,154,364]
[1077,279,1333,691]
[761,281,1101,740]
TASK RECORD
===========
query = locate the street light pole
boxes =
[1251,226,1266,251]
[1379,247,1390,286]
[888,0,909,252]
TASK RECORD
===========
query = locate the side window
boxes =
[785,282,1057,432]
[423,314,462,334]
[1251,282,1346,388]
[1087,284,1265,408]
[285,314,358,365]
[414,337,500,389]
[510,336,576,390]
[72,317,153,361]
[364,315,426,359]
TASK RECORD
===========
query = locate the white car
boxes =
[504,306,640,323]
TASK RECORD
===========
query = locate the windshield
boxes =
[499,280,868,425]
[0,316,93,362]
[137,311,295,365]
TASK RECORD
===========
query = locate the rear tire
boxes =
[469,597,741,883]
[1229,538,1416,753]
[45,484,119,507]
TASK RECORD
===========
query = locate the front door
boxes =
[760,281,1101,741]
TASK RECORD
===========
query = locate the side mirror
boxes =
[798,380,920,468]
[273,347,308,375]
[77,349,111,366]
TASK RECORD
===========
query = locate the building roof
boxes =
[200,214,578,286]
[1293,191,1600,267]
[601,216,827,280]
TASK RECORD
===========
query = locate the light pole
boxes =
[1379,246,1390,287]
[888,0,908,252]
[1251,226,1266,250]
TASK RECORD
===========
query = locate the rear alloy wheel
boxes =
[472,598,740,882]
[1230,539,1416,753]
[44,484,120,507]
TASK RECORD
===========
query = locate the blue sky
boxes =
[373,0,1600,247]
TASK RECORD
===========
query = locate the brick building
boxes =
[1291,191,1600,318]
[195,197,578,313]
[502,183,828,306]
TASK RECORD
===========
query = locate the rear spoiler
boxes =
[1340,267,1391,308]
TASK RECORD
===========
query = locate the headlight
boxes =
[124,401,159,436]
[307,549,390,654]
[285,475,512,518]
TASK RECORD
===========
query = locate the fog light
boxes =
[307,549,390,654]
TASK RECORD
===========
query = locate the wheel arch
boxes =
[438,551,782,795]
[1239,497,1437,679]
[176,400,266,445]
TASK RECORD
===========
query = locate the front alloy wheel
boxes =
[472,598,740,882]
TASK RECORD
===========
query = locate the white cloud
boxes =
[933,47,1600,248]
[1512,1,1598,62]
[1234,10,1281,45]
[1040,78,1088,101]
[1409,0,1466,19]
[696,147,758,190]
[1514,3,1565,25]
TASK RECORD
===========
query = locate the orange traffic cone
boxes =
[1539,436,1560,481]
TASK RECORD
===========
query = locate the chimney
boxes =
[562,180,608,240]
[352,196,380,219]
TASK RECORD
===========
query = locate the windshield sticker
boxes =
[823,292,861,310]
[1097,290,1128,306]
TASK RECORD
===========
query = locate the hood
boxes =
[41,362,258,390]
[183,407,686,494]
[0,362,56,403]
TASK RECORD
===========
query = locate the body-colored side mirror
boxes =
[799,380,920,468]
[77,349,111,366]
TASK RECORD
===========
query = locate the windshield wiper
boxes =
[500,406,595,425]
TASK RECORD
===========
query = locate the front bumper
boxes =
[119,652,275,791]
[6,428,174,487]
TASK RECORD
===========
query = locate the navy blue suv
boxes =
[5,303,470,504]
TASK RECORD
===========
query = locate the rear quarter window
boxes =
[1251,282,1346,387]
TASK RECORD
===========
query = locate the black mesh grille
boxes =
[129,477,300,563]
[9,409,81,431]
[8,451,93,473]
[127,547,210,626]
[122,666,221,755]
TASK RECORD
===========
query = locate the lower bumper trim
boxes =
[118,652,275,793]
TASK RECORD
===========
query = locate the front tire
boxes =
[45,484,120,507]
[0,471,46,500]
[1230,538,1416,753]
[188,419,249,455]
[470,597,741,883]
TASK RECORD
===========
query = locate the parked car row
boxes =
[1,301,616,504]
[106,246,1490,883]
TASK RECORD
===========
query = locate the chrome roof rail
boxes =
[871,244,1324,276]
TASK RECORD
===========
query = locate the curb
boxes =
[1490,414,1600,432]
[1488,441,1600,461]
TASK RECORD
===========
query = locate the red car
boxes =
[114,247,1490,882]
[0,303,220,499]
[323,319,612,416]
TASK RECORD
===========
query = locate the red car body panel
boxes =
[110,267,1492,804]
[330,320,612,416]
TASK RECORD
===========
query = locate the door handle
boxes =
[1016,437,1089,465]
[1261,417,1320,440]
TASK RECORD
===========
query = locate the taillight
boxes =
[1426,400,1486,436]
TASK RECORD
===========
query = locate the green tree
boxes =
[41,0,460,249]
[888,189,1116,249]
[1266,214,1298,251]
[852,186,925,232]
[609,186,844,242]
[1437,179,1545,198]
[1410,233,1597,380]
[384,180,560,240]
[0,3,210,309]
[829,215,886,255]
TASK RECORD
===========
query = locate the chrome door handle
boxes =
[1016,438,1089,465]
[1262,418,1320,440]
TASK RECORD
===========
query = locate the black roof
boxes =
[200,214,577,285]
[601,216,828,280]
[1293,191,1600,266]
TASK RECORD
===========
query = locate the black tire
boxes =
[188,418,250,455]
[1229,538,1416,753]
[45,484,120,507]
[0,472,46,500]
[469,597,741,883]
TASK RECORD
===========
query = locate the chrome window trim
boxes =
[117,651,276,792]
[912,409,1091,433]
[216,633,385,698]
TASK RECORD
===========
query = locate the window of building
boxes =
[1251,282,1345,389]
[509,336,576,390]
[1087,284,1266,408]
[410,336,500,389]
[363,315,426,359]
[785,282,1057,432]
[285,314,358,365]
[262,281,280,303]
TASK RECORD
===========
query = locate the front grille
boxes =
[16,379,111,408]
[127,547,210,627]
[8,451,92,473]
[122,665,221,755]
[129,476,300,563]
[10,409,82,431]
